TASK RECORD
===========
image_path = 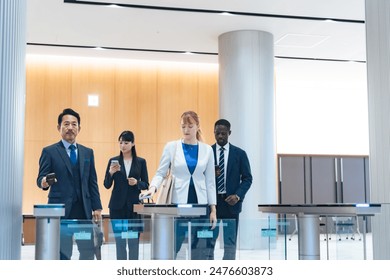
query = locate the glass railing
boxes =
[255,214,371,260]
[21,213,377,260]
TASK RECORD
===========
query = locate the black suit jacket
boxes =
[36,141,103,219]
[103,156,149,212]
[212,143,253,215]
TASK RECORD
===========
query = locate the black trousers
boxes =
[174,208,211,260]
[110,208,142,260]
[60,200,95,260]
[207,195,239,260]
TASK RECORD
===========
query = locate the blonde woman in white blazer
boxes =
[149,139,217,206]
[143,111,217,259]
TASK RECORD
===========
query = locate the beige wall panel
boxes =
[113,64,158,149]
[156,66,184,144]
[114,64,138,136]
[25,58,72,142]
[156,65,199,143]
[197,67,219,144]
[71,61,115,143]
[25,62,46,142]
[136,143,158,181]
[43,61,72,142]
[134,66,158,145]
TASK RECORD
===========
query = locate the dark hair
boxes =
[214,119,231,130]
[58,108,80,125]
[118,130,138,159]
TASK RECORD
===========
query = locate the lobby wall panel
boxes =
[25,62,46,141]
[136,143,158,179]
[311,157,337,203]
[71,61,116,143]
[25,59,72,142]
[114,65,139,136]
[156,65,196,144]
[198,67,219,144]
[113,64,158,145]
[135,67,158,145]
[23,57,218,214]
[340,157,367,203]
[279,156,305,204]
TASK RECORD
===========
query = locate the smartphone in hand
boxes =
[46,173,56,186]
[139,194,152,201]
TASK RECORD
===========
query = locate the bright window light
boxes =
[275,59,369,155]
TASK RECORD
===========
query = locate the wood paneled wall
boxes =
[23,55,219,214]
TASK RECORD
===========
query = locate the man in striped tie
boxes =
[208,119,253,260]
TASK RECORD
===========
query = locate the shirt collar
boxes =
[62,139,77,150]
[216,142,230,152]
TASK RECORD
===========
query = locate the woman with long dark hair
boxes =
[104,130,149,259]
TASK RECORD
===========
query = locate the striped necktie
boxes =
[217,147,225,193]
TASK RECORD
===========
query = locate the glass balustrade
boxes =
[21,211,380,260]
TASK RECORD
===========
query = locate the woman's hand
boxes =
[209,205,217,229]
[128,177,138,186]
[109,163,120,176]
[92,209,102,223]
[139,186,156,200]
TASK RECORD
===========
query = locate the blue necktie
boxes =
[217,147,225,193]
[69,144,77,165]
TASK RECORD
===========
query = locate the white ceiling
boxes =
[26,0,367,64]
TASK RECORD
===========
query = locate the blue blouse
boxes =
[182,142,199,203]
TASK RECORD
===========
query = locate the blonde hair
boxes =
[181,111,203,142]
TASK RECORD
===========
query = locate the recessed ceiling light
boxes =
[220,12,235,16]
[107,4,122,8]
[88,95,99,107]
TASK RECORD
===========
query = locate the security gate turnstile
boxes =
[34,204,65,260]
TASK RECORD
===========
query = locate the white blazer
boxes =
[150,139,216,205]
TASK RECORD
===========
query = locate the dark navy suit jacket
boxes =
[212,143,253,215]
[103,156,149,212]
[36,141,103,219]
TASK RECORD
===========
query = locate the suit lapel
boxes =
[56,141,73,176]
[78,145,85,179]
[226,145,235,181]
[212,144,217,163]
[119,158,127,178]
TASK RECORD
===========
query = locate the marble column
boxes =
[0,0,27,259]
[365,0,390,259]
[218,30,277,249]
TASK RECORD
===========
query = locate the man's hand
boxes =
[41,174,57,190]
[225,194,240,206]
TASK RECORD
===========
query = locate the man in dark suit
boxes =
[37,108,102,260]
[208,119,253,260]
